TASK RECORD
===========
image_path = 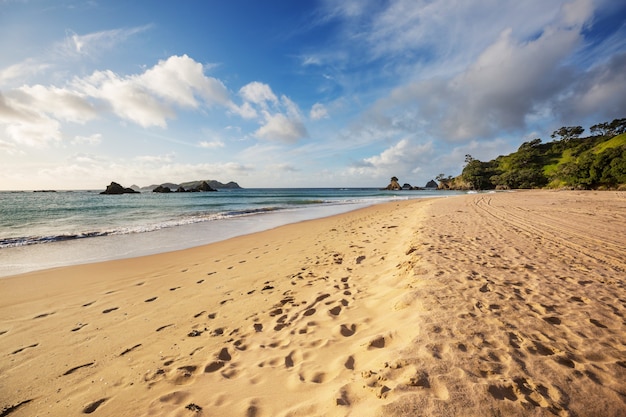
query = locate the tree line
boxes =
[443,118,626,190]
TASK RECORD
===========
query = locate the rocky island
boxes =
[383,176,437,190]
[142,180,241,192]
[153,181,217,193]
[100,182,140,194]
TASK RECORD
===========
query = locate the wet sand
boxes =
[1,190,625,416]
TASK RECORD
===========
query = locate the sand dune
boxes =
[1,190,625,416]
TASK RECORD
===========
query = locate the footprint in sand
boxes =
[102,307,118,314]
[145,297,158,302]
[329,306,342,316]
[340,324,356,337]
[63,362,95,376]
[284,352,295,368]
[173,365,199,385]
[11,343,39,355]
[488,384,518,401]
[120,344,142,356]
[218,347,232,361]
[1,400,33,416]
[589,318,607,328]
[82,398,107,414]
[71,323,88,332]
[204,361,225,373]
[543,316,561,325]
[368,336,386,349]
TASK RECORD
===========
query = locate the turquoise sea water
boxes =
[0,188,464,277]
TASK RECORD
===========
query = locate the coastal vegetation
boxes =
[440,118,626,190]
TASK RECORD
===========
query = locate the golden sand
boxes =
[1,190,625,416]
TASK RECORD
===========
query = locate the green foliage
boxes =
[452,119,626,190]
[462,157,497,190]
[551,126,584,142]
[590,118,626,137]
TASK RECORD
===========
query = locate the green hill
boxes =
[445,118,626,190]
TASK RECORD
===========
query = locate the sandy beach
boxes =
[1,190,625,417]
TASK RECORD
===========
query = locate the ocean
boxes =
[0,188,464,277]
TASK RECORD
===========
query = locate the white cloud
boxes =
[5,116,62,147]
[61,25,152,57]
[255,112,308,144]
[72,133,102,145]
[0,55,237,147]
[561,0,593,27]
[230,101,258,119]
[139,55,231,108]
[16,84,97,123]
[356,1,596,143]
[270,163,299,172]
[0,59,50,86]
[239,81,278,106]
[0,138,21,155]
[68,152,106,164]
[1,87,94,147]
[198,140,225,149]
[313,0,623,150]
[310,103,329,120]
[73,69,174,128]
[72,55,232,128]
[134,153,176,163]
[349,138,434,178]
[237,86,309,144]
[558,51,626,121]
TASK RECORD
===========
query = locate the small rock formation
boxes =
[153,185,172,193]
[153,181,217,193]
[100,182,139,195]
[425,180,438,189]
[385,176,402,190]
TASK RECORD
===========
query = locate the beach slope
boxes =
[1,191,625,416]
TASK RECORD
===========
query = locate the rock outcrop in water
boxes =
[153,185,172,193]
[100,182,140,195]
[142,180,240,191]
[425,180,438,189]
[385,177,402,190]
[153,181,217,193]
[383,177,428,190]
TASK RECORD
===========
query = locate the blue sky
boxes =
[1,0,625,190]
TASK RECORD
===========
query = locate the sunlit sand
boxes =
[1,190,625,416]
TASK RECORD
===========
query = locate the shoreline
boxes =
[1,190,625,417]
[0,199,390,278]
[1,189,465,278]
